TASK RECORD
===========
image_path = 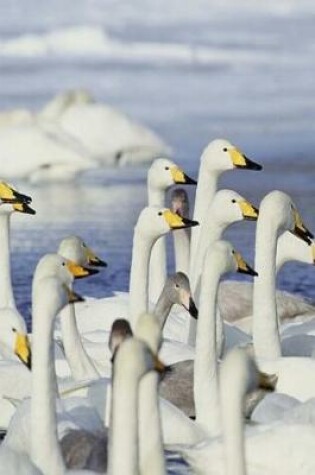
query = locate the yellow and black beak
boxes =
[13,202,36,215]
[0,182,32,205]
[170,166,197,185]
[163,210,199,230]
[229,149,262,171]
[64,285,85,304]
[85,247,107,268]
[291,208,314,245]
[66,260,99,279]
[233,251,258,277]
[15,333,32,370]
[238,200,259,221]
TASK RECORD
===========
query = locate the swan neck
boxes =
[0,214,15,308]
[173,228,190,275]
[129,231,154,329]
[253,214,281,360]
[60,301,99,381]
[31,284,65,475]
[138,373,165,475]
[154,291,172,330]
[194,264,221,436]
[109,371,140,475]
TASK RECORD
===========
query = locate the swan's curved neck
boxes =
[0,214,15,308]
[109,369,140,475]
[138,373,165,475]
[173,228,190,275]
[31,280,65,475]
[148,187,167,303]
[253,213,281,360]
[60,299,100,381]
[190,164,219,272]
[129,231,155,329]
[194,261,221,436]
[153,291,172,330]
[220,368,246,475]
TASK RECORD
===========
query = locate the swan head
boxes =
[113,337,165,381]
[277,231,315,268]
[0,182,36,215]
[164,272,198,319]
[171,188,189,217]
[206,240,258,277]
[33,253,98,288]
[136,206,199,240]
[135,313,162,353]
[0,309,31,370]
[58,235,107,268]
[211,190,259,226]
[201,139,262,173]
[260,191,313,244]
[109,318,133,355]
[148,158,196,190]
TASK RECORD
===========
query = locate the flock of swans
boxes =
[0,137,314,474]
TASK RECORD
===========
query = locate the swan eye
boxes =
[231,250,235,255]
[158,212,162,216]
[232,199,236,203]
[175,283,180,289]
[82,242,87,248]
[223,147,228,152]
[12,328,16,333]
[62,262,66,266]
[165,166,170,171]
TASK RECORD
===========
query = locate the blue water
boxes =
[1,1,315,325]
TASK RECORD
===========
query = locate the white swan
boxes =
[173,347,315,475]
[190,138,262,275]
[147,157,196,303]
[252,191,315,399]
[39,90,171,166]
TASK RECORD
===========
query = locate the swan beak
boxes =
[180,290,198,319]
[170,166,197,185]
[153,355,166,374]
[234,251,258,277]
[66,260,99,279]
[64,286,85,304]
[13,202,36,215]
[163,210,199,230]
[258,371,278,392]
[238,200,259,221]
[312,242,315,264]
[229,149,262,171]
[15,333,32,370]
[0,182,32,204]
[292,209,314,245]
[85,247,107,267]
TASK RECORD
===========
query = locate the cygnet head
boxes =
[259,191,313,244]
[211,190,259,226]
[113,337,165,381]
[148,158,196,191]
[109,318,133,355]
[206,240,258,277]
[135,206,199,240]
[135,313,162,353]
[0,309,31,370]
[163,272,198,319]
[58,235,107,268]
[0,181,35,215]
[171,188,189,218]
[201,139,262,174]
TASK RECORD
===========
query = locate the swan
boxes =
[190,138,262,276]
[222,231,315,332]
[252,191,315,399]
[160,241,259,424]
[73,206,198,339]
[172,346,315,475]
[56,235,106,381]
[147,157,196,303]
[39,89,171,166]
[170,188,190,275]
[0,120,96,183]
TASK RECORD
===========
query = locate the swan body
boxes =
[40,90,170,166]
